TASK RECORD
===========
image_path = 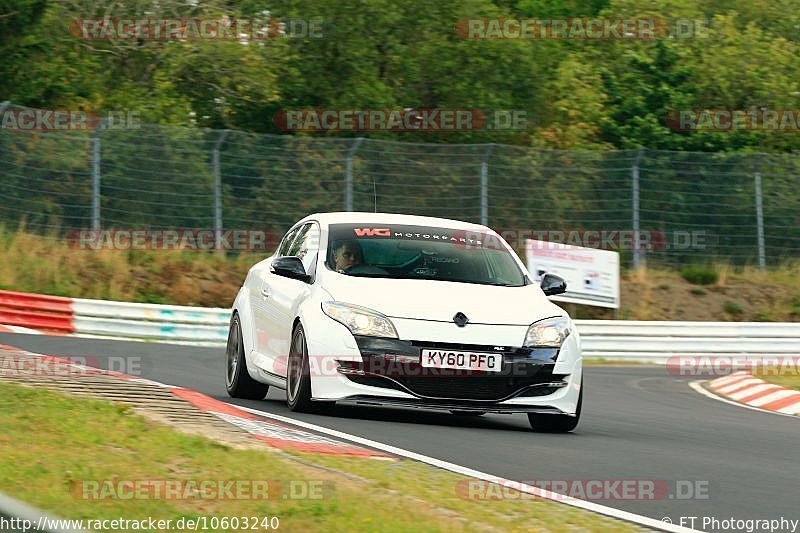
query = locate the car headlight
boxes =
[321,301,398,338]
[524,316,571,348]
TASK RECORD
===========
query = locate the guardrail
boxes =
[72,298,229,343]
[0,291,74,332]
[1,290,799,359]
[0,290,229,343]
[577,320,800,360]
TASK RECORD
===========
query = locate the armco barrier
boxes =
[1,290,799,358]
[0,290,74,332]
[577,320,800,360]
[71,298,230,342]
[0,290,228,342]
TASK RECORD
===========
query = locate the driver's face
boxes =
[334,245,361,270]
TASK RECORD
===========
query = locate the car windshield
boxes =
[326,223,527,287]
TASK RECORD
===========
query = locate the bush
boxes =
[680,265,719,285]
[754,309,774,321]
[791,297,800,317]
[723,300,743,315]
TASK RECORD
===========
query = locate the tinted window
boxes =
[277,225,301,256]
[326,223,526,287]
[287,224,311,256]
[291,223,320,276]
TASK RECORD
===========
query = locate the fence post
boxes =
[212,130,230,251]
[344,137,364,211]
[91,119,107,232]
[480,144,493,226]
[632,149,644,269]
[754,157,766,270]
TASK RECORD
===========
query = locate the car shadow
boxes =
[222,395,535,432]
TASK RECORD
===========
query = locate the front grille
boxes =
[344,370,563,400]
[395,374,557,400]
[346,374,405,392]
[518,386,562,397]
[349,336,564,401]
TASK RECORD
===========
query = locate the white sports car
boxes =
[226,212,582,432]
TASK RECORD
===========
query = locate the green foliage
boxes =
[753,308,774,321]
[790,296,800,317]
[2,0,800,151]
[723,300,743,314]
[681,265,719,285]
[2,0,800,269]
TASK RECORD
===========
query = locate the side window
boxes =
[287,224,311,257]
[277,226,300,257]
[290,223,321,277]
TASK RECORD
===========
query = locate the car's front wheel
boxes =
[226,312,269,400]
[286,323,327,413]
[528,386,582,433]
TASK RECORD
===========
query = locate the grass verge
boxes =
[752,367,800,391]
[0,381,633,532]
[4,227,798,321]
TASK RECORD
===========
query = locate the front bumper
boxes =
[304,311,582,415]
[341,336,567,403]
[334,396,567,414]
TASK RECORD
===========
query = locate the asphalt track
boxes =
[3,331,799,532]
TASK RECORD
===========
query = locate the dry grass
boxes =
[562,262,800,322]
[2,227,800,321]
[0,225,260,307]
[753,366,800,391]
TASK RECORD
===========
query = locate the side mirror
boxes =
[540,273,567,296]
[272,256,311,283]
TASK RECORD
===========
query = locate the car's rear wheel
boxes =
[226,312,269,400]
[528,386,582,433]
[286,323,327,413]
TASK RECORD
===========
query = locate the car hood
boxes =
[321,275,565,325]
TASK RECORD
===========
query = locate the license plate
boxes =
[420,349,502,372]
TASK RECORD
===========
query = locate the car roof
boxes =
[299,212,494,232]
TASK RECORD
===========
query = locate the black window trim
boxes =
[274,220,321,284]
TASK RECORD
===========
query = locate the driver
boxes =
[332,240,363,272]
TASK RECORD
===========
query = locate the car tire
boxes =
[286,323,328,413]
[528,386,582,433]
[450,410,486,416]
[226,312,270,400]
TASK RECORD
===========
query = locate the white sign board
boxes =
[525,240,620,309]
